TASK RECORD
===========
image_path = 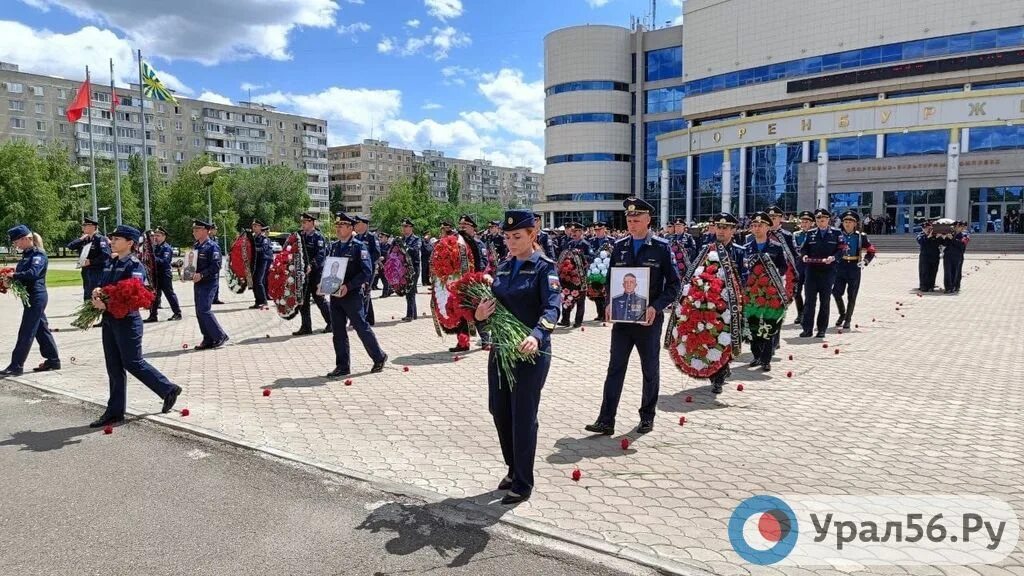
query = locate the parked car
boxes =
[270,241,282,253]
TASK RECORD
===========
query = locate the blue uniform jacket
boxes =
[770,228,800,280]
[12,247,48,297]
[253,234,273,265]
[565,238,593,260]
[357,231,381,266]
[744,238,789,277]
[608,233,681,312]
[192,238,222,286]
[300,230,328,270]
[402,234,422,268]
[799,227,845,270]
[588,235,613,255]
[154,242,174,275]
[536,231,555,260]
[97,255,147,317]
[839,231,875,265]
[491,251,561,346]
[671,233,698,261]
[67,234,111,271]
[326,237,372,297]
[793,230,810,274]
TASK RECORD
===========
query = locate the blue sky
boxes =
[1,0,684,171]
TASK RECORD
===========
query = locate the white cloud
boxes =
[338,21,371,36]
[377,26,469,60]
[440,64,478,86]
[17,0,340,64]
[421,101,443,110]
[425,0,462,20]
[198,90,232,105]
[406,19,421,28]
[255,86,402,147]
[240,81,265,92]
[346,0,364,3]
[460,68,544,139]
[0,21,193,94]
[586,0,611,6]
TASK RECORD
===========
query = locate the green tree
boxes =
[329,185,345,216]
[219,164,309,233]
[0,141,61,246]
[39,141,86,248]
[446,167,461,204]
[369,174,506,237]
[125,154,167,230]
[153,155,236,248]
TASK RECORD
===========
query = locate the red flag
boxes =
[66,78,91,123]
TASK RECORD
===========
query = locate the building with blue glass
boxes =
[535,0,1024,233]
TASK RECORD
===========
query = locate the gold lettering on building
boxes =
[969,102,987,116]
[767,123,777,135]
[838,114,850,129]
[923,107,936,121]
[880,110,892,124]
[801,118,812,131]
[738,127,747,139]
[713,132,722,143]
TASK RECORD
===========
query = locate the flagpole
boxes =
[137,49,152,231]
[86,65,98,221]
[110,58,122,225]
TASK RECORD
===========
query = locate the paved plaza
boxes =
[2,253,1023,576]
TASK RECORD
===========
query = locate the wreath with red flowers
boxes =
[227,232,254,294]
[556,249,588,311]
[267,233,307,320]
[667,251,737,378]
[139,232,159,295]
[383,243,417,296]
[744,261,787,322]
[430,235,475,335]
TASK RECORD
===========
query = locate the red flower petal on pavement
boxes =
[620,438,630,450]
[180,408,190,417]
[685,395,693,403]
[679,416,686,425]
[786,371,793,378]
[262,389,271,397]
[822,343,829,348]
[737,384,745,392]
[834,349,840,355]
[345,379,352,386]
[403,366,410,372]
[571,468,582,481]
[103,425,113,435]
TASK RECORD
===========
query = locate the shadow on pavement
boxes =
[546,434,642,465]
[0,424,92,452]
[356,492,512,569]
[235,334,294,346]
[267,370,374,390]
[657,385,733,415]
[390,348,485,367]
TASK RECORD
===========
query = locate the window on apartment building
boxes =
[34,102,45,114]
[176,135,184,143]
[174,106,181,115]
[56,106,65,117]
[59,123,66,134]
[92,91,109,103]
[175,120,183,131]
[160,165,169,175]
[194,138,201,148]
[159,134,166,143]
[175,152,184,162]
[32,86,43,97]
[100,110,111,120]
[9,99,24,111]
[36,121,46,132]
[57,88,67,99]
[10,118,25,129]
[6,82,23,93]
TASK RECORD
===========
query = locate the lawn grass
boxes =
[46,270,84,288]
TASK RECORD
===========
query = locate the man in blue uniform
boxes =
[209,224,225,305]
[533,213,556,259]
[191,220,229,350]
[917,221,942,292]
[1,225,61,377]
[588,222,613,322]
[295,212,332,335]
[484,220,508,261]
[400,218,421,322]
[249,219,273,310]
[669,217,697,261]
[377,232,392,296]
[323,213,388,378]
[66,217,111,301]
[585,197,680,436]
[792,211,813,325]
[833,210,875,329]
[144,226,182,322]
[799,208,845,338]
[558,222,594,327]
[354,215,380,325]
[944,221,969,293]
[744,212,789,371]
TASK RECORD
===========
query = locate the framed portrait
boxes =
[318,256,349,296]
[608,266,651,323]
[180,249,198,282]
[76,243,90,269]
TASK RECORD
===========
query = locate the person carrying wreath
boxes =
[743,212,789,372]
[0,225,61,377]
[473,210,560,505]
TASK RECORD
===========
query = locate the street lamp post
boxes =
[70,183,91,224]
[217,208,229,253]
[197,165,225,223]
[98,206,111,235]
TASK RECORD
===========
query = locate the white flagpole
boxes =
[111,58,122,225]
[137,49,152,231]
[86,65,98,221]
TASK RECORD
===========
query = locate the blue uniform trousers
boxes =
[194,283,227,345]
[801,269,836,334]
[488,347,550,496]
[832,264,861,324]
[299,271,332,330]
[329,294,385,372]
[404,280,417,319]
[560,296,586,326]
[80,268,101,301]
[253,261,271,306]
[9,293,59,371]
[943,253,963,291]
[150,272,181,317]
[597,314,663,425]
[101,314,177,417]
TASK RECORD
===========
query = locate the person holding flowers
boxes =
[557,222,593,328]
[0,225,61,377]
[87,225,182,428]
[743,212,789,372]
[472,210,561,505]
[587,222,613,321]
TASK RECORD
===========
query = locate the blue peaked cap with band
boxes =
[7,224,30,242]
[109,224,141,242]
[501,210,535,231]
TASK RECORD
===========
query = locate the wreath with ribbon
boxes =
[743,254,789,340]
[227,232,254,294]
[267,233,306,320]
[139,231,159,295]
[430,234,475,335]
[556,248,588,311]
[383,242,417,296]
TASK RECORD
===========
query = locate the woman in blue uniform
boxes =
[474,210,561,504]
[0,225,61,377]
[89,225,182,428]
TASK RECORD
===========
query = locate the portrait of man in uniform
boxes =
[609,267,649,323]
[318,256,349,296]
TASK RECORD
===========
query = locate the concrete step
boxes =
[870,234,1024,252]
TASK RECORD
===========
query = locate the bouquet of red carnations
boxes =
[71,278,155,330]
[0,267,30,307]
[449,271,535,388]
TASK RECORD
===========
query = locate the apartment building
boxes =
[0,62,330,214]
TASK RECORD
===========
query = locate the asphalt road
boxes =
[0,383,645,576]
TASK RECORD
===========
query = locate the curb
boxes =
[10,377,709,576]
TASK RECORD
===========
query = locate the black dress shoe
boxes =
[32,361,61,372]
[212,300,225,305]
[799,331,812,337]
[762,363,772,372]
[815,331,826,338]
[371,354,388,374]
[842,321,851,330]
[144,316,159,324]
[572,323,582,328]
[400,317,413,322]
[711,382,724,394]
[448,345,470,353]
[584,421,614,435]
[501,491,531,505]
[557,321,570,327]
[748,359,762,368]
[213,336,229,348]
[168,314,182,321]
[0,368,24,377]
[193,342,214,351]
[835,315,845,327]
[322,326,333,334]
[497,475,514,490]
[89,414,124,428]
[637,420,654,434]
[292,328,313,336]
[325,367,350,378]
[162,385,182,413]
[248,304,262,309]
